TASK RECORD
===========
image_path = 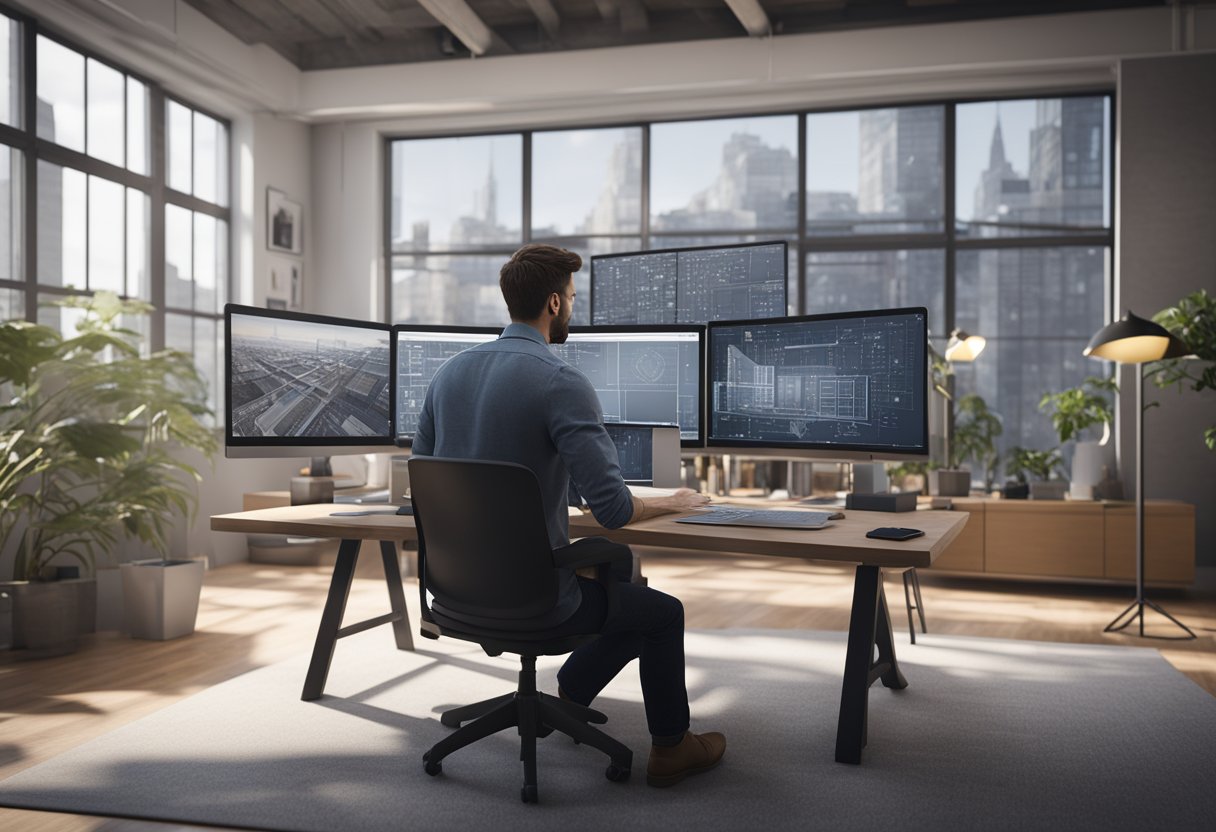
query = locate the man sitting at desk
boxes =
[412,243,726,788]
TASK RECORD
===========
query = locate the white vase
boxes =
[1069,441,1107,500]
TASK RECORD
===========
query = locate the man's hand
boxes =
[630,488,710,523]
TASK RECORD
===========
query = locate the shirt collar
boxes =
[500,322,549,345]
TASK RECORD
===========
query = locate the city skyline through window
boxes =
[388,93,1113,482]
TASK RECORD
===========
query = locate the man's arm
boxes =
[629,489,710,523]
[411,387,435,457]
[545,367,635,529]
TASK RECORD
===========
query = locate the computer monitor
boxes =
[393,325,500,446]
[604,424,683,487]
[550,325,705,447]
[706,307,929,460]
[225,304,394,458]
[590,241,787,325]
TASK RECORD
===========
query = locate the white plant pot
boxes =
[121,559,205,640]
[1069,441,1106,500]
[1030,480,1068,501]
[933,469,972,497]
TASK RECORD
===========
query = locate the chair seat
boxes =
[429,607,597,657]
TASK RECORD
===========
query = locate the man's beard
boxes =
[549,310,570,344]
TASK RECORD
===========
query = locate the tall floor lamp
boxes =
[1083,311,1196,640]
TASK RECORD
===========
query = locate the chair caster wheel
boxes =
[605,763,630,782]
[521,784,538,803]
[440,713,461,728]
[423,754,442,776]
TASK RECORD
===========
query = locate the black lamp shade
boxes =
[1083,310,1184,364]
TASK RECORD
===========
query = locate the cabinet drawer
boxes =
[985,504,1104,578]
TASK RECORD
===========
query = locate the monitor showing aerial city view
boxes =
[225,305,393,454]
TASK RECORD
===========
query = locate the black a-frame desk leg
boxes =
[301,538,413,701]
[835,564,908,764]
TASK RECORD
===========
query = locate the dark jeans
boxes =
[553,575,690,741]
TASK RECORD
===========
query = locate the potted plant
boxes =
[1005,447,1066,500]
[1039,376,1118,499]
[1152,289,1216,451]
[940,393,1003,496]
[0,292,217,653]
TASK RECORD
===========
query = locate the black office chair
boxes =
[408,457,634,804]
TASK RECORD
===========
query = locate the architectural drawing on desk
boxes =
[712,314,921,447]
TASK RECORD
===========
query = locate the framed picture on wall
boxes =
[267,188,302,255]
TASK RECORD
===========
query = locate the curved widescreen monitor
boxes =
[225,304,394,458]
[394,325,500,446]
[706,307,928,460]
[551,325,705,447]
[589,240,787,325]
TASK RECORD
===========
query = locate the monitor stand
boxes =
[844,462,917,512]
[309,456,333,477]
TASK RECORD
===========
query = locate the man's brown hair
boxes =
[499,244,582,321]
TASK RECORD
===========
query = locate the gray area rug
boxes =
[1,628,1214,832]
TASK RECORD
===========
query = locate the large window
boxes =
[388,94,1112,479]
[0,11,230,423]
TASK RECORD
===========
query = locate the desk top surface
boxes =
[212,502,967,569]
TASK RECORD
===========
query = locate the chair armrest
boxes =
[553,536,632,571]
[554,537,633,615]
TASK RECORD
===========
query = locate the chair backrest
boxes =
[408,457,560,623]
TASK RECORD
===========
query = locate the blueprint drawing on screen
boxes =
[552,332,701,441]
[592,242,785,324]
[604,425,654,483]
[230,314,392,439]
[711,313,925,448]
[396,331,497,438]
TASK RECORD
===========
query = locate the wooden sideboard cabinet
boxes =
[929,498,1195,586]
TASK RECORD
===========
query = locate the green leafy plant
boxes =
[886,459,937,495]
[951,394,1004,491]
[1151,289,1216,450]
[1005,447,1065,483]
[0,292,217,582]
[1039,376,1118,445]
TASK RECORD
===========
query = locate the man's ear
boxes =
[549,292,560,314]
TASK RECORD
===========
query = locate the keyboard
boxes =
[675,508,839,530]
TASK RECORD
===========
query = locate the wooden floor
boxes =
[2,554,1214,832]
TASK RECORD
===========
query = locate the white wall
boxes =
[1116,51,1216,567]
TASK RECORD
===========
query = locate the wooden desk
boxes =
[212,503,968,766]
[213,505,418,702]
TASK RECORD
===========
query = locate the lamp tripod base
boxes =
[1104,598,1196,640]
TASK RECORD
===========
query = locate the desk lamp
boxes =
[945,329,986,363]
[1084,311,1195,640]
[940,330,985,487]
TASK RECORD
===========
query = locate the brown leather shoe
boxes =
[646,730,726,788]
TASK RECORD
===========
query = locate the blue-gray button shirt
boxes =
[412,322,635,624]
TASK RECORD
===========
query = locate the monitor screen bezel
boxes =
[224,303,396,457]
[588,240,789,326]
[391,323,503,448]
[704,306,930,459]
[564,323,707,448]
